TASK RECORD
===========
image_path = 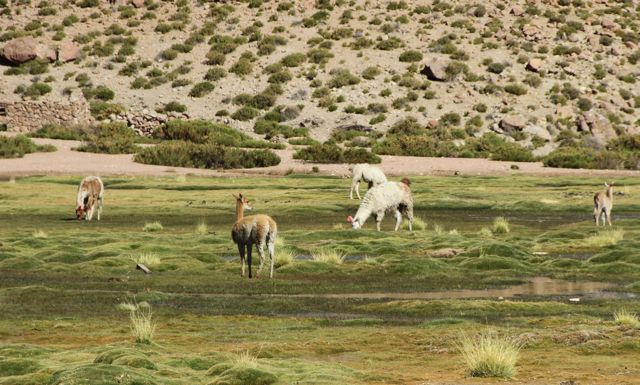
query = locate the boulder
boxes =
[499,115,527,131]
[524,125,552,141]
[511,5,524,16]
[2,37,38,64]
[526,58,543,72]
[58,42,81,62]
[601,18,616,30]
[420,58,448,81]
[578,111,617,147]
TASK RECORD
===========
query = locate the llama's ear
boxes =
[232,194,239,199]
[604,182,609,187]
[347,215,353,223]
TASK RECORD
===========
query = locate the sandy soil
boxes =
[1,135,639,178]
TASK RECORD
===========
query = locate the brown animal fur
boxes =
[76,176,104,221]
[231,193,278,279]
[593,182,613,226]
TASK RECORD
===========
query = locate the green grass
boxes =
[0,175,639,384]
[142,221,164,232]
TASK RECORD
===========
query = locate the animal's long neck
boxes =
[606,186,613,200]
[235,200,244,222]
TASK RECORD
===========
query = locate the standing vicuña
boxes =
[350,164,387,200]
[347,178,413,231]
[593,182,614,226]
[76,176,104,221]
[231,193,278,279]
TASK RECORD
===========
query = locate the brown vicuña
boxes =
[593,182,614,226]
[231,193,278,279]
[76,176,104,221]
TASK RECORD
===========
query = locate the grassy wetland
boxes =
[1,175,640,384]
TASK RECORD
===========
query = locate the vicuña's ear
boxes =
[232,194,239,199]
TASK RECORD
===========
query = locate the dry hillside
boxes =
[1,0,639,163]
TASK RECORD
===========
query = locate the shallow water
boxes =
[286,277,628,300]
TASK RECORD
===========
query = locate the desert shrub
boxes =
[231,106,260,121]
[4,59,48,76]
[230,58,253,76]
[253,120,308,138]
[76,122,139,154]
[14,82,51,100]
[543,147,597,169]
[89,101,125,120]
[504,83,527,96]
[135,141,280,169]
[155,119,278,148]
[161,48,179,60]
[373,135,459,157]
[463,133,534,161]
[0,135,55,158]
[163,101,187,113]
[399,50,423,62]
[362,66,381,80]
[294,142,380,163]
[204,66,226,81]
[189,81,215,97]
[83,85,115,101]
[281,53,306,67]
[307,48,334,64]
[30,124,84,140]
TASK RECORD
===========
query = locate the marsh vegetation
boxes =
[0,175,639,384]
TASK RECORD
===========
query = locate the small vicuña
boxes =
[593,182,614,226]
[231,193,278,279]
[76,176,104,221]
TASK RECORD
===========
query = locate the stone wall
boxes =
[0,98,94,132]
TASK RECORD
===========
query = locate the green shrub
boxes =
[254,120,308,138]
[504,83,527,96]
[161,48,179,60]
[373,135,459,157]
[294,142,381,164]
[189,82,215,97]
[362,66,381,80]
[134,141,280,169]
[163,101,187,113]
[30,124,84,140]
[464,133,534,162]
[76,122,139,154]
[399,50,423,62]
[328,68,360,88]
[231,106,260,121]
[230,58,253,76]
[89,101,125,120]
[0,135,55,158]
[204,66,227,81]
[156,119,279,149]
[281,53,306,67]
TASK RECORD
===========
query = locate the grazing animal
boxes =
[350,164,388,200]
[76,176,104,221]
[347,178,413,231]
[231,193,278,279]
[593,182,614,226]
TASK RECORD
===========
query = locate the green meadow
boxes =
[0,175,639,384]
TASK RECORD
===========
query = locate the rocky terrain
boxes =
[1,0,639,159]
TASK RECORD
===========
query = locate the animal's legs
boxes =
[238,243,246,277]
[606,209,612,226]
[97,196,103,220]
[394,210,402,232]
[267,239,275,279]
[376,211,384,231]
[256,243,266,278]
[247,243,253,278]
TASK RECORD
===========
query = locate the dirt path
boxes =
[1,135,640,178]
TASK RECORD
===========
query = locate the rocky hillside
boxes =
[1,0,639,160]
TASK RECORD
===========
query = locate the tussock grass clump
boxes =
[479,227,493,238]
[583,229,624,248]
[195,221,209,235]
[31,229,47,238]
[613,308,640,327]
[492,217,510,234]
[458,332,521,378]
[402,217,426,230]
[129,303,156,344]
[143,222,164,232]
[311,248,345,264]
[207,351,277,385]
[129,252,161,267]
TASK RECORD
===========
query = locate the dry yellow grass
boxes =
[129,303,156,344]
[492,217,510,234]
[458,332,521,378]
[311,248,345,264]
[613,308,640,327]
[129,252,161,267]
[583,229,624,248]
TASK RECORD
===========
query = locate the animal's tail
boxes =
[400,177,411,187]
